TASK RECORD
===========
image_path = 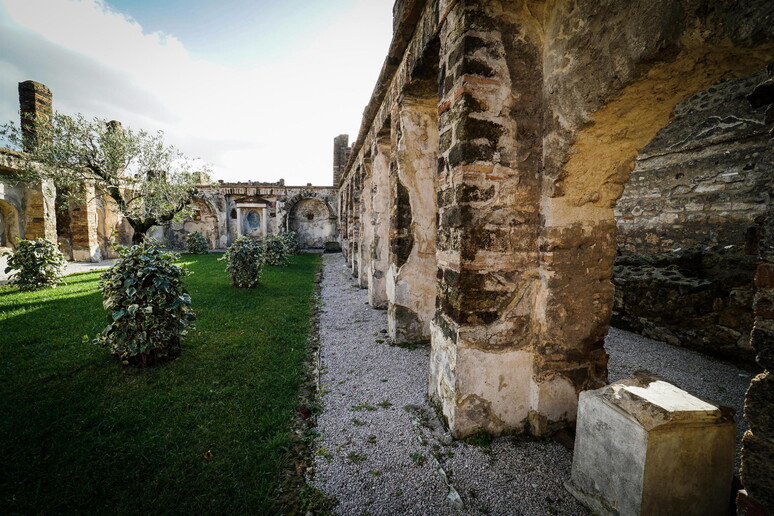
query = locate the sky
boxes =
[0,0,394,186]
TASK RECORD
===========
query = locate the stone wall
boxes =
[612,67,774,366]
[156,182,338,250]
[337,1,774,472]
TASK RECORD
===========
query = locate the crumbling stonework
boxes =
[611,67,773,366]
[613,246,758,365]
[1,81,340,260]
[337,1,774,471]
[739,65,774,514]
[157,182,338,250]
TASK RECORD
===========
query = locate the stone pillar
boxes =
[333,134,350,188]
[369,136,390,309]
[358,163,372,288]
[739,178,774,511]
[18,80,52,152]
[386,95,437,343]
[430,0,550,437]
[261,206,268,237]
[22,179,57,242]
[69,183,101,262]
[18,81,57,244]
[350,175,360,276]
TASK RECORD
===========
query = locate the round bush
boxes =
[186,231,209,254]
[280,231,299,255]
[94,241,195,365]
[263,234,289,266]
[222,236,264,288]
[3,238,66,291]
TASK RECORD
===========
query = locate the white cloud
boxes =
[0,0,393,185]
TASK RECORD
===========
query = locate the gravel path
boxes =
[312,254,752,515]
[0,253,115,285]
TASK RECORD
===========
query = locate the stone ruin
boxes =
[2,0,774,511]
[335,0,774,511]
[0,82,340,258]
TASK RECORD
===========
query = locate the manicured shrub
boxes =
[3,238,66,291]
[186,231,209,254]
[222,236,264,288]
[263,234,289,266]
[280,231,299,255]
[94,241,195,365]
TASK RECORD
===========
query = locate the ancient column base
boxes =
[567,377,735,516]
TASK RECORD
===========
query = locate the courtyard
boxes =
[0,253,319,514]
[0,251,755,514]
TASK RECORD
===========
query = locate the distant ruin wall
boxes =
[614,68,773,365]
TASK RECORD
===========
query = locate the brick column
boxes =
[70,183,101,262]
[430,0,547,437]
[387,95,438,343]
[18,81,52,152]
[18,82,57,243]
[368,136,390,309]
[22,180,57,242]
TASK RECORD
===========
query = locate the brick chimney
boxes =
[18,80,52,152]
[333,134,351,187]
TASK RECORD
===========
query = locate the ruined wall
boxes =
[617,70,772,254]
[0,149,56,247]
[338,0,774,447]
[158,183,338,250]
[611,68,773,365]
[289,198,335,249]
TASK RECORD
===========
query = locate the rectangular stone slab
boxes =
[566,377,735,516]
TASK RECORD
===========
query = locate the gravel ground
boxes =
[0,253,115,285]
[311,253,753,515]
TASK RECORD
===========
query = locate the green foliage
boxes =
[94,241,194,365]
[263,234,289,266]
[221,236,264,288]
[186,231,209,254]
[0,112,208,241]
[280,231,299,255]
[0,253,321,513]
[2,238,66,291]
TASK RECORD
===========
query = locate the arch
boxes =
[282,191,336,231]
[288,197,336,249]
[0,199,20,248]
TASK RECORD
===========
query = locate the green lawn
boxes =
[0,252,320,514]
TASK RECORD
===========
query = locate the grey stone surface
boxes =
[311,254,753,515]
[0,255,114,285]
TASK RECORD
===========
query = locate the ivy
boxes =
[280,231,299,255]
[3,238,66,291]
[263,234,289,266]
[221,236,264,288]
[94,241,194,365]
[186,231,209,254]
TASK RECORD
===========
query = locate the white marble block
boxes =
[566,378,735,515]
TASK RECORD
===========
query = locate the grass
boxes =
[0,252,320,514]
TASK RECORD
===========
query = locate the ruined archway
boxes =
[0,199,20,248]
[289,197,335,249]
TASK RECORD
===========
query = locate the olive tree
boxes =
[0,113,209,243]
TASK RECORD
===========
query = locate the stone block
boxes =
[566,378,735,516]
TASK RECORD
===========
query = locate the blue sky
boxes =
[0,0,394,185]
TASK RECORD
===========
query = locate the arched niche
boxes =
[0,199,20,248]
[289,197,336,249]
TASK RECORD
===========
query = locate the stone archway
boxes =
[289,197,335,249]
[426,0,774,439]
[0,199,20,248]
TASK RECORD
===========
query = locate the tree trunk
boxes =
[129,218,154,245]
